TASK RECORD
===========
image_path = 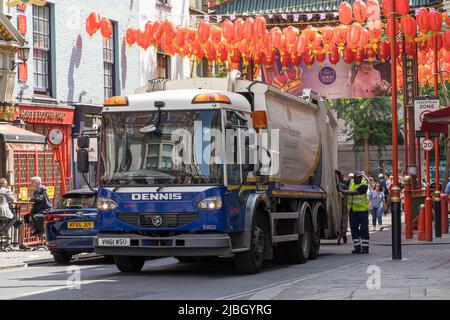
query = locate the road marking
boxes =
[217,263,355,300]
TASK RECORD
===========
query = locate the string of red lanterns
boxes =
[85,1,450,85]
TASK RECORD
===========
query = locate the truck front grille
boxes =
[117,213,199,228]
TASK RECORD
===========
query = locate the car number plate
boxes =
[67,221,94,229]
[98,238,130,246]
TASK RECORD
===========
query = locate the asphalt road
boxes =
[0,234,393,300]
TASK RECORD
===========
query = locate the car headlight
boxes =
[197,196,222,210]
[96,197,118,211]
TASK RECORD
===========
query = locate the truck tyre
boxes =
[114,256,146,273]
[235,213,266,274]
[309,224,321,260]
[52,252,72,265]
[286,214,312,264]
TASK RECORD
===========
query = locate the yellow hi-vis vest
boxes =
[349,180,369,212]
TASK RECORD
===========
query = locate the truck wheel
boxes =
[235,214,266,274]
[52,252,72,265]
[114,256,146,273]
[309,225,321,260]
[286,214,312,264]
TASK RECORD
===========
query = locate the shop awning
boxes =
[421,107,450,133]
[0,123,46,144]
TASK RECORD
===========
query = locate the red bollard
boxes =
[418,204,426,241]
[403,176,413,239]
[442,194,448,234]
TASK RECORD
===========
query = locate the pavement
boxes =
[0,216,450,300]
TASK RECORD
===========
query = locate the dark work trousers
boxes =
[350,210,370,247]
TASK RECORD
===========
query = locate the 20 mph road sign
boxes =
[422,139,434,151]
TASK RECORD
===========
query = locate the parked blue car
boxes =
[46,189,99,264]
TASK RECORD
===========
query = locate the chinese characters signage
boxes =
[403,55,415,108]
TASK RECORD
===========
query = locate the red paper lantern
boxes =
[348,22,362,46]
[151,21,163,43]
[125,28,137,46]
[198,20,211,42]
[86,11,101,36]
[366,0,380,21]
[163,20,177,39]
[234,18,245,42]
[176,26,187,47]
[284,26,299,51]
[311,34,323,53]
[429,11,443,33]
[401,16,417,41]
[296,35,307,55]
[328,46,340,65]
[333,25,348,48]
[253,16,266,38]
[358,28,369,48]
[377,41,390,62]
[100,18,113,38]
[397,0,410,16]
[292,54,302,66]
[303,52,315,68]
[386,18,399,41]
[280,53,292,69]
[417,8,430,34]
[303,26,317,48]
[365,47,376,61]
[218,41,228,63]
[210,26,222,44]
[339,2,353,25]
[444,12,450,27]
[321,26,335,50]
[429,33,443,51]
[343,46,356,64]
[222,19,235,42]
[253,52,264,66]
[270,27,282,49]
[354,49,365,64]
[244,17,254,41]
[316,51,326,65]
[443,30,450,50]
[136,29,150,50]
[353,0,367,23]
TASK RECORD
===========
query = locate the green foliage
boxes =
[331,98,394,149]
[419,82,450,107]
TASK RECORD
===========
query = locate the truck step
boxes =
[270,212,299,220]
[272,234,299,243]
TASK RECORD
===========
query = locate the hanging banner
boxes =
[403,55,415,108]
[261,53,392,99]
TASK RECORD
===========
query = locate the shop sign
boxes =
[46,186,55,199]
[19,187,28,201]
[18,107,74,125]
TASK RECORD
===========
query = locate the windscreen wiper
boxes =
[156,176,178,192]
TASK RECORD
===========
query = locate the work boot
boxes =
[360,246,369,254]
[352,245,361,254]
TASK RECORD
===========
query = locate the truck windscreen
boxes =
[100,110,223,187]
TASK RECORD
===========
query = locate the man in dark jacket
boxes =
[27,177,52,237]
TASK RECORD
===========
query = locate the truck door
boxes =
[225,110,248,232]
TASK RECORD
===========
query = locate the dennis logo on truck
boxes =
[131,193,182,201]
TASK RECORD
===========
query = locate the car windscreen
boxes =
[55,194,97,209]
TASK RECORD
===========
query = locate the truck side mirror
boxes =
[77,136,90,149]
[77,148,89,173]
[243,136,254,172]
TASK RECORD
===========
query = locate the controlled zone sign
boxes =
[422,139,434,151]
[414,98,440,133]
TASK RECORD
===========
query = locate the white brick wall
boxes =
[10,0,141,106]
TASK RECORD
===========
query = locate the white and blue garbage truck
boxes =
[76,71,343,274]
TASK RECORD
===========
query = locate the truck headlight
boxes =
[96,197,118,211]
[197,196,222,210]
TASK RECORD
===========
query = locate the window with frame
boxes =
[157,52,171,79]
[103,24,116,99]
[33,4,51,96]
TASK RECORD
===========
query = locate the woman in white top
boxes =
[0,178,14,236]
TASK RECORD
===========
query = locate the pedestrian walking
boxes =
[369,183,385,231]
[337,171,370,254]
[24,177,52,237]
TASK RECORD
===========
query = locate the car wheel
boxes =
[52,252,72,265]
[114,256,146,273]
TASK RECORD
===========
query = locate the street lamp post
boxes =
[389,0,402,260]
